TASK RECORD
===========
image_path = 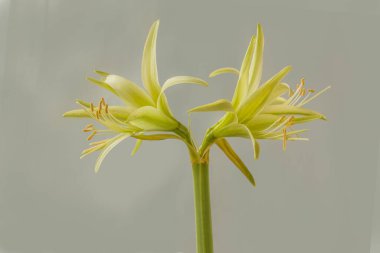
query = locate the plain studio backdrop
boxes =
[1,0,380,252]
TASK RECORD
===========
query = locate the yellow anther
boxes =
[105,104,109,114]
[101,97,106,106]
[282,128,287,150]
[96,110,100,119]
[87,130,97,141]
[300,78,305,86]
[98,100,103,112]
[308,89,315,93]
[301,88,306,96]
[90,103,94,112]
[82,124,94,132]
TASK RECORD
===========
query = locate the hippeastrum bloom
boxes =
[63,20,207,172]
[190,24,330,186]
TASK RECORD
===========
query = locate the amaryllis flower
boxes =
[64,20,207,172]
[190,24,330,186]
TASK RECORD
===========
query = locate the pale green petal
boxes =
[261,104,326,119]
[232,36,256,107]
[94,70,109,77]
[104,75,155,107]
[157,76,208,115]
[87,77,117,95]
[141,20,162,101]
[246,114,280,131]
[213,123,248,138]
[63,109,90,118]
[95,134,130,173]
[270,97,288,105]
[63,106,133,121]
[127,106,178,131]
[268,83,290,101]
[131,139,142,156]
[133,134,181,141]
[157,94,174,116]
[188,99,234,113]
[216,138,255,187]
[248,24,264,93]
[209,67,239,77]
[237,66,292,123]
[241,125,260,160]
[161,76,208,93]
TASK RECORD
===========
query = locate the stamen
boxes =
[82,124,94,132]
[105,104,109,114]
[101,97,106,106]
[90,103,94,112]
[87,130,97,141]
[282,128,287,150]
[98,100,102,112]
[96,110,100,119]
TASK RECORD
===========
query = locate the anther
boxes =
[96,110,100,119]
[282,128,287,150]
[101,97,106,106]
[87,130,97,141]
[105,104,109,114]
[90,103,94,112]
[82,124,94,132]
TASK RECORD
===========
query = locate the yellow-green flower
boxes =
[64,20,207,172]
[191,24,329,186]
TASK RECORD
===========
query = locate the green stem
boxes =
[192,161,214,253]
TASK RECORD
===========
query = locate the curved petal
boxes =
[216,138,255,187]
[157,76,207,116]
[248,24,264,93]
[104,75,155,107]
[127,106,178,131]
[130,139,143,156]
[232,36,256,107]
[188,99,234,113]
[237,66,292,123]
[241,125,260,160]
[95,134,130,173]
[261,105,326,119]
[141,20,162,101]
[209,67,239,77]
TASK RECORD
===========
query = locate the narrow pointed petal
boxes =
[95,134,130,173]
[133,134,181,141]
[141,20,162,101]
[161,76,208,93]
[131,139,142,156]
[63,109,90,118]
[127,106,178,131]
[209,67,239,77]
[248,24,264,93]
[216,138,256,187]
[241,125,260,160]
[87,77,117,95]
[232,36,256,107]
[237,66,292,123]
[104,75,155,107]
[157,76,208,115]
[261,104,325,119]
[213,123,249,138]
[188,99,234,113]
[94,70,110,77]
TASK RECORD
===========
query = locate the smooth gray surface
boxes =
[1,0,380,252]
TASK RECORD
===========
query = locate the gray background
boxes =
[1,0,379,252]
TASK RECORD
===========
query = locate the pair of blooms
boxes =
[64,20,328,184]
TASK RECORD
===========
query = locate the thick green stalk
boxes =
[192,161,214,253]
